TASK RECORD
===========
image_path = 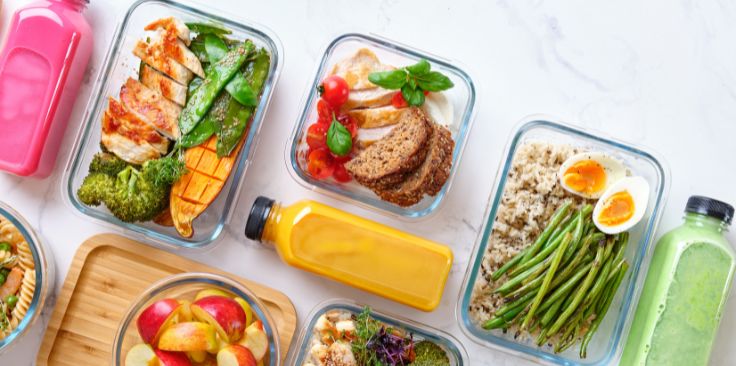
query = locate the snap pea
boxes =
[204,34,229,64]
[179,41,253,135]
[186,22,232,36]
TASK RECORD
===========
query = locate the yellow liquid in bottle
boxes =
[262,200,453,311]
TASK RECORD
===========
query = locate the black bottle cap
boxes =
[685,196,734,225]
[245,196,275,241]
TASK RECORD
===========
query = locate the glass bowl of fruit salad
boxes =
[112,272,280,366]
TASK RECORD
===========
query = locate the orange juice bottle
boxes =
[244,196,453,311]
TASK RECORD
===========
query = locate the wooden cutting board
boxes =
[36,234,297,365]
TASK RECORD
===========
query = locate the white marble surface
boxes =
[2,0,736,365]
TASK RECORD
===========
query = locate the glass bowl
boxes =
[63,0,283,249]
[457,118,670,366]
[287,299,468,365]
[0,201,55,355]
[286,33,477,219]
[112,272,281,365]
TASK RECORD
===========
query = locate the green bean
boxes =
[545,205,593,250]
[581,262,629,359]
[536,327,549,346]
[491,247,529,281]
[582,251,615,311]
[495,257,551,294]
[496,291,536,317]
[538,261,592,313]
[509,231,567,278]
[522,202,571,262]
[541,294,566,327]
[557,233,603,281]
[521,233,573,330]
[548,240,608,336]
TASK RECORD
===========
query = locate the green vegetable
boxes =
[77,173,115,206]
[189,35,209,63]
[0,242,11,252]
[521,233,572,330]
[88,152,130,176]
[179,41,253,135]
[351,307,381,366]
[326,115,352,156]
[186,22,232,36]
[0,273,6,286]
[5,295,17,310]
[368,59,454,106]
[225,73,258,106]
[522,202,571,262]
[181,92,229,148]
[204,34,228,64]
[412,341,450,366]
[0,268,9,277]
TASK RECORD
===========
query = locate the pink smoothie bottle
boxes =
[0,0,93,178]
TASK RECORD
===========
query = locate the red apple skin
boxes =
[137,298,181,345]
[158,322,218,352]
[217,345,257,366]
[238,321,268,361]
[192,296,246,342]
[154,349,192,366]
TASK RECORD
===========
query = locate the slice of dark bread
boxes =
[346,108,431,188]
[375,124,454,206]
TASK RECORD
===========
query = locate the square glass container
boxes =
[63,0,282,249]
[457,118,670,366]
[0,201,55,355]
[287,33,476,219]
[112,272,281,365]
[287,299,468,365]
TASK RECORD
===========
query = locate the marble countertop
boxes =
[2,0,736,365]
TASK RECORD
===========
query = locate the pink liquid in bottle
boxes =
[0,0,93,178]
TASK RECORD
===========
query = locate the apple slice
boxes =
[233,297,254,327]
[238,321,268,361]
[194,288,230,301]
[187,350,207,363]
[191,296,246,342]
[178,300,193,322]
[217,345,256,366]
[137,298,182,345]
[125,343,158,366]
[155,349,192,366]
[158,322,218,353]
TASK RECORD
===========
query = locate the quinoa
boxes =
[468,141,590,328]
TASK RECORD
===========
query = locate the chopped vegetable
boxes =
[88,152,130,176]
[412,341,450,366]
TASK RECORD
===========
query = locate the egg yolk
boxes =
[563,160,607,195]
[598,191,635,226]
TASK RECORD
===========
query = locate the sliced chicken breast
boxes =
[151,28,205,78]
[120,77,181,139]
[330,48,394,90]
[102,98,169,164]
[139,64,187,106]
[145,17,191,46]
[356,125,396,149]
[347,106,407,128]
[341,88,395,110]
[133,40,193,85]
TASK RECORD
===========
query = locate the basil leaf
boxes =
[326,117,353,156]
[368,69,407,90]
[406,59,430,76]
[415,71,454,92]
[401,84,425,107]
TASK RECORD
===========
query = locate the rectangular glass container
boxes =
[457,118,670,366]
[62,0,282,249]
[287,33,476,219]
[287,299,468,365]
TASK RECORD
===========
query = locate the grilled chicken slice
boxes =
[356,125,396,149]
[330,48,393,90]
[144,17,191,46]
[150,28,205,78]
[133,40,193,85]
[139,64,187,106]
[341,88,395,110]
[120,78,181,139]
[347,106,407,128]
[101,98,169,164]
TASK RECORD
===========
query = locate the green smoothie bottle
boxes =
[621,196,735,366]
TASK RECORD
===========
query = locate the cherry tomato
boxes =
[307,148,335,179]
[319,75,350,108]
[317,99,334,125]
[391,92,408,108]
[337,114,358,139]
[333,153,352,164]
[332,163,352,183]
[306,123,328,149]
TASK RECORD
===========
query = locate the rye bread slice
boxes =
[346,108,431,188]
[425,125,454,196]
[375,124,454,206]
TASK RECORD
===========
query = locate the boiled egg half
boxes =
[558,152,629,199]
[593,176,650,234]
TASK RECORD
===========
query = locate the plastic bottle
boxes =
[0,0,93,177]
[245,196,453,311]
[621,196,735,366]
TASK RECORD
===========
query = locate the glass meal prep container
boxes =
[112,272,281,365]
[286,299,468,365]
[63,0,282,249]
[286,33,477,219]
[457,119,670,366]
[0,201,55,355]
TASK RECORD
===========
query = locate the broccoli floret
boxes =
[411,341,450,366]
[77,173,115,206]
[89,152,131,176]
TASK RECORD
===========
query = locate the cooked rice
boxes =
[468,141,589,327]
